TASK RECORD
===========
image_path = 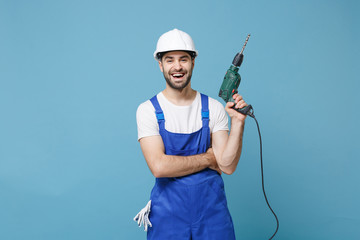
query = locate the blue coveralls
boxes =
[148,93,235,240]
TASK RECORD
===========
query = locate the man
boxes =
[135,29,248,239]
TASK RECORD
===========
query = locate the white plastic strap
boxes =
[133,200,152,231]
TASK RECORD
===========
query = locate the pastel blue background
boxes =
[1,0,359,239]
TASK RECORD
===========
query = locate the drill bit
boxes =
[240,34,251,55]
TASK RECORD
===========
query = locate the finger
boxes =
[225,102,235,109]
[239,102,248,109]
[236,95,243,102]
[232,93,241,99]
[235,100,244,108]
[233,94,243,101]
[232,94,239,103]
[235,100,246,109]
[238,100,248,109]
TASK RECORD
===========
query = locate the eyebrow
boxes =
[164,55,190,60]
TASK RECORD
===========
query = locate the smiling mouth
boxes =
[171,73,185,79]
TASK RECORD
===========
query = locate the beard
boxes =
[163,69,193,90]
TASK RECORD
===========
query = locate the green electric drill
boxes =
[219,34,280,240]
[219,34,254,118]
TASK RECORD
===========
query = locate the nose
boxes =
[174,60,182,71]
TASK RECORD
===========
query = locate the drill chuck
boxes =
[232,53,244,67]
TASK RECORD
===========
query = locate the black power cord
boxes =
[247,108,279,240]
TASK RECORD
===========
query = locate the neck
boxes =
[162,84,197,106]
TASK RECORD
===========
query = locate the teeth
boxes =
[172,73,184,77]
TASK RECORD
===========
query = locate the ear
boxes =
[158,60,164,73]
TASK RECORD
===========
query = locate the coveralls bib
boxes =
[148,94,235,240]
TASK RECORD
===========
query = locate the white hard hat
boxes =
[154,28,198,60]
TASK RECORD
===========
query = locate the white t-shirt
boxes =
[136,91,229,141]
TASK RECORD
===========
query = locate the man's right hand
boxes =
[206,148,222,175]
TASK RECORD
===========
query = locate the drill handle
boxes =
[228,97,254,117]
[237,104,254,117]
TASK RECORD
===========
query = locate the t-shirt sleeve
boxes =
[210,98,229,133]
[136,101,160,141]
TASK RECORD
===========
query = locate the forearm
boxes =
[140,135,217,178]
[216,119,245,174]
[153,152,211,178]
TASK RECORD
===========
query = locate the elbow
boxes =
[151,161,166,178]
[152,170,164,178]
[220,165,237,175]
[151,166,162,178]
[147,154,169,178]
[222,168,235,175]
[218,156,240,175]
